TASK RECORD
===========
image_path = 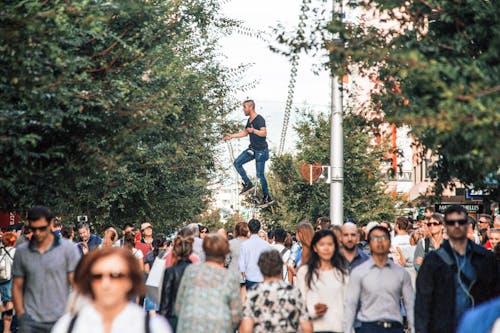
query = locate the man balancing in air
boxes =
[224,99,275,208]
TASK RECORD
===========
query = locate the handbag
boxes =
[145,253,167,304]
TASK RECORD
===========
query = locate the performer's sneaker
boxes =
[257,195,275,208]
[240,182,255,195]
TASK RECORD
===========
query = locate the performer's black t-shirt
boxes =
[246,114,268,150]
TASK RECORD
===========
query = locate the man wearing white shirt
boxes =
[270,228,290,281]
[238,219,271,290]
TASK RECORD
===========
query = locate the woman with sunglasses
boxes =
[296,229,348,333]
[414,213,444,271]
[51,247,171,333]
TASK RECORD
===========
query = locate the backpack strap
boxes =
[424,237,430,255]
[66,313,79,333]
[145,311,151,333]
[436,247,454,266]
[280,247,289,257]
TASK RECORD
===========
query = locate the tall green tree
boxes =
[0,0,242,230]
[277,0,500,200]
[261,111,396,228]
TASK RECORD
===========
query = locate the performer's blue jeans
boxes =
[234,148,269,196]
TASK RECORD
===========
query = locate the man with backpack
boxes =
[271,228,290,282]
[415,205,499,333]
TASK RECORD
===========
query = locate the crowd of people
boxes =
[0,204,499,333]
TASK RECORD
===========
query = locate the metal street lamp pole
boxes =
[330,0,344,226]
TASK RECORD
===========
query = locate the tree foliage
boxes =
[0,0,243,230]
[277,0,500,200]
[261,111,396,228]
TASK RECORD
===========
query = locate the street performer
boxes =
[224,99,274,208]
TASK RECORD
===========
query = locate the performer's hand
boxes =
[247,126,254,134]
[223,133,232,141]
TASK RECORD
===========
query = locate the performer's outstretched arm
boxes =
[223,129,248,141]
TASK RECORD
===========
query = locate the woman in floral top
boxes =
[175,234,241,332]
[240,250,312,333]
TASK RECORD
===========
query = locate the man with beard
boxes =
[340,222,369,272]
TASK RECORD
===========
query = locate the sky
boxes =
[218,0,332,155]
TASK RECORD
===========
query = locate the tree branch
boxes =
[456,86,500,101]
[91,30,130,58]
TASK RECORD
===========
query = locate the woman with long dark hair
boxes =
[296,229,348,333]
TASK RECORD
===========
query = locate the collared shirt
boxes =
[344,258,414,333]
[12,236,81,322]
[51,302,172,333]
[86,233,102,251]
[238,235,271,282]
[346,247,370,272]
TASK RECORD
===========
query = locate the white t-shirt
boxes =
[51,302,171,333]
[271,244,291,281]
[392,234,415,268]
[132,248,144,261]
[296,266,348,332]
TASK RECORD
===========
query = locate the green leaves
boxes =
[262,112,396,227]
[1,0,242,230]
[278,0,499,199]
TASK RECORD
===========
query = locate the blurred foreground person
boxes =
[51,247,171,333]
[175,234,241,332]
[457,296,500,333]
[415,205,499,333]
[240,250,312,333]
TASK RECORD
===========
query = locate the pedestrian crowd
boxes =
[0,204,499,333]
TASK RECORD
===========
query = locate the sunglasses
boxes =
[445,219,468,226]
[29,225,50,232]
[426,222,441,227]
[90,272,128,281]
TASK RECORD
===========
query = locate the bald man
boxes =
[340,222,370,272]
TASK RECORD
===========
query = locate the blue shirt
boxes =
[87,233,102,250]
[458,296,500,333]
[347,247,370,272]
[453,247,476,325]
[238,235,271,282]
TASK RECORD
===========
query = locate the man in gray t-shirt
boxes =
[12,206,80,333]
